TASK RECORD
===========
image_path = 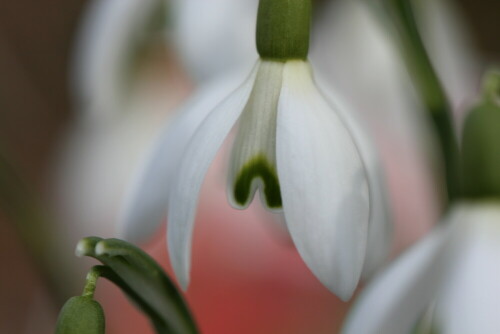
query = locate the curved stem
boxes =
[82,266,106,299]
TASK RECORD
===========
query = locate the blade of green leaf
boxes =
[76,237,198,334]
[90,265,168,331]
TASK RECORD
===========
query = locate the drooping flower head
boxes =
[342,70,500,333]
[123,0,391,301]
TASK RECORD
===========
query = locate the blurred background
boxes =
[0,0,499,333]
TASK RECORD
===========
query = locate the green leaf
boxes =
[91,265,169,333]
[76,237,198,334]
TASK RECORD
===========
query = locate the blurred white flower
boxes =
[71,0,168,123]
[170,0,258,83]
[342,202,500,334]
[50,61,185,289]
[312,0,482,251]
[415,0,482,112]
[122,56,391,300]
[120,68,249,242]
[50,0,188,290]
[53,0,260,263]
[311,0,425,144]
[312,0,481,151]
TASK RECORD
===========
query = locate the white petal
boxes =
[414,0,482,111]
[120,72,247,243]
[229,60,284,210]
[167,64,259,289]
[437,203,500,334]
[276,60,369,300]
[342,221,453,334]
[316,78,393,278]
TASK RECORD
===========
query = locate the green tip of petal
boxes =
[233,155,282,209]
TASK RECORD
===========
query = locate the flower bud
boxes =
[55,296,105,334]
[256,0,311,60]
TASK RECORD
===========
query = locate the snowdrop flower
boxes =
[50,0,186,293]
[312,0,481,251]
[342,202,500,334]
[170,0,258,83]
[71,0,168,123]
[414,0,482,112]
[311,0,425,141]
[311,0,481,156]
[123,0,391,300]
[50,68,184,292]
[312,0,481,125]
[343,71,500,334]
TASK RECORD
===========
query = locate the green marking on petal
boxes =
[233,155,282,208]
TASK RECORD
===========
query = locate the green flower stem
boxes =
[461,71,500,199]
[368,0,461,204]
[482,70,500,105]
[256,0,312,60]
[82,266,106,299]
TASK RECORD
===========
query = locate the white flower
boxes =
[312,0,481,125]
[72,0,168,122]
[170,0,258,82]
[122,58,391,300]
[414,0,482,111]
[342,202,500,333]
[52,0,184,292]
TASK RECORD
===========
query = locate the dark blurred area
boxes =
[0,0,499,333]
[0,0,85,186]
[0,1,87,331]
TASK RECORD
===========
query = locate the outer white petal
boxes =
[359,165,392,278]
[415,0,482,111]
[437,203,500,334]
[120,71,248,243]
[276,60,369,300]
[315,77,392,278]
[342,218,455,334]
[167,64,259,289]
[72,0,164,122]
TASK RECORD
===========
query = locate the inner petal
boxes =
[229,60,285,210]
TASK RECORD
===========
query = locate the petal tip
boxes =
[321,274,359,302]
